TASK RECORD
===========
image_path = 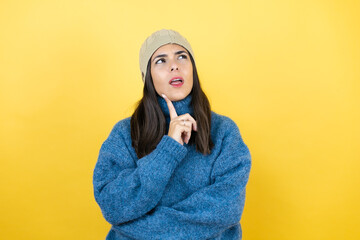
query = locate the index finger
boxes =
[161,94,178,119]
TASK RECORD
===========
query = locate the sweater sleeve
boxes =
[93,120,188,225]
[112,119,252,240]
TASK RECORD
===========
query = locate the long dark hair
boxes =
[130,54,214,159]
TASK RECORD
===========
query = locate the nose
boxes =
[170,60,179,71]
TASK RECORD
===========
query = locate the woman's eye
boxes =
[155,58,165,64]
[178,54,187,59]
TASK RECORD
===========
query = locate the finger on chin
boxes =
[161,93,178,119]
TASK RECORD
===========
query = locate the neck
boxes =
[157,94,194,123]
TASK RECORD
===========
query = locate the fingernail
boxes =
[161,94,166,98]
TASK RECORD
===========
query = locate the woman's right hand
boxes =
[162,94,197,145]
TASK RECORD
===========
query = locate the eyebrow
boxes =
[152,50,188,62]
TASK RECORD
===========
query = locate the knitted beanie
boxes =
[139,29,195,83]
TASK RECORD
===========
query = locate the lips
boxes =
[169,77,184,86]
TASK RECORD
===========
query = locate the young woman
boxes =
[93,29,252,240]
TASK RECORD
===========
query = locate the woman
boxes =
[93,29,251,240]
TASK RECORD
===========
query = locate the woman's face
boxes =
[150,43,193,102]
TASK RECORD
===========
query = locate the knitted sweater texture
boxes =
[93,94,251,240]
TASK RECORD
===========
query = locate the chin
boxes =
[170,93,188,102]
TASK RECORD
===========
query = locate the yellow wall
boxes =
[1,0,359,239]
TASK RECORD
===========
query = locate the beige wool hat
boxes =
[139,29,195,83]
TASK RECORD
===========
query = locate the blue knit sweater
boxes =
[93,94,251,240]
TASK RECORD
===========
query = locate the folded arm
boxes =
[93,121,188,225]
[113,120,252,239]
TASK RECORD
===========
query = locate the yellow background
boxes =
[1,0,359,239]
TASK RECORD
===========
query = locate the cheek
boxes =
[186,63,193,77]
[152,78,162,92]
[188,78,194,89]
[152,73,167,91]
[186,67,194,86]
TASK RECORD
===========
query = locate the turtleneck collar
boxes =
[157,94,194,122]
